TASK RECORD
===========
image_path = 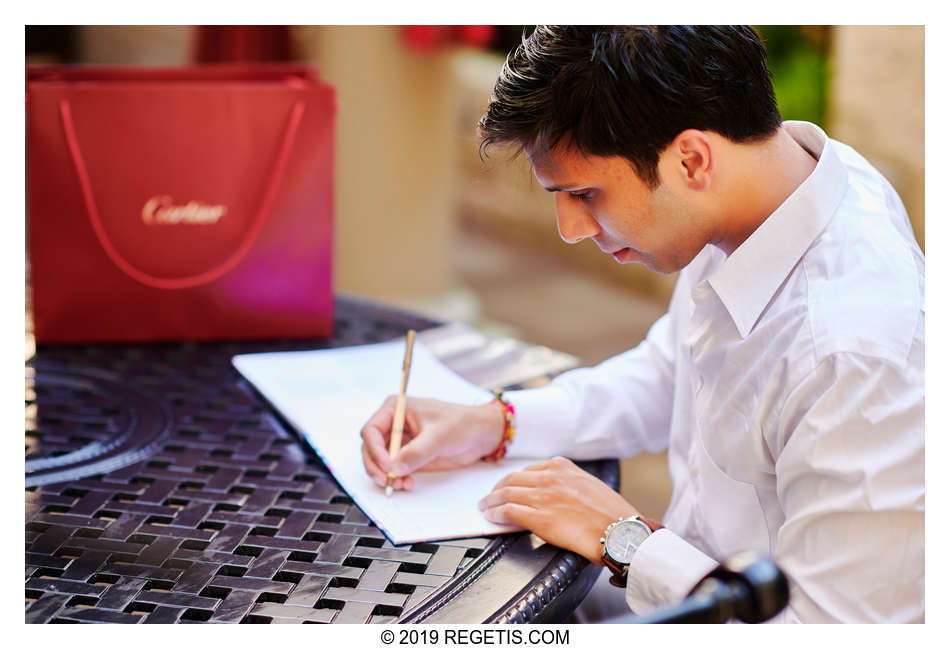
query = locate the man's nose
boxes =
[555,194,599,244]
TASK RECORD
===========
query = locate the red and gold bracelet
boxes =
[482,389,515,462]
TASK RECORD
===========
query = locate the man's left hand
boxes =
[478,456,640,565]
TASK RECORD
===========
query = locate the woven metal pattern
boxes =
[26,367,174,488]
[26,297,503,624]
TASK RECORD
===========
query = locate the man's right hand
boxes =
[360,396,506,492]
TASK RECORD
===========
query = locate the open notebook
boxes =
[232,340,538,545]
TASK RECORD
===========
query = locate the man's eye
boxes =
[569,191,593,201]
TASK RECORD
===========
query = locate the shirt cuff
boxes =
[504,384,580,459]
[625,528,718,614]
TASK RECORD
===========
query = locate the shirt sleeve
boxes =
[765,349,924,623]
[624,529,718,613]
[503,309,677,460]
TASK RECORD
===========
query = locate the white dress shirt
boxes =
[505,121,925,623]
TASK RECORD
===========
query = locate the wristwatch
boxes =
[600,514,663,587]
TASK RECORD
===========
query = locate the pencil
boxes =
[386,329,416,496]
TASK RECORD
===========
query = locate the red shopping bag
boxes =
[27,64,336,343]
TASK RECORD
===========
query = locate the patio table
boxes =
[25,295,618,624]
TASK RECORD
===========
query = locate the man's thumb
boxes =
[394,434,442,475]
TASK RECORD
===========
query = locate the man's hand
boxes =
[361,396,505,492]
[478,456,639,565]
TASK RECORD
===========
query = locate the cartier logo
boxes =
[142,195,227,225]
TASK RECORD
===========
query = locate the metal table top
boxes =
[25,295,618,624]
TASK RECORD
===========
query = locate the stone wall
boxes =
[293,27,465,316]
[827,25,925,250]
[77,26,192,65]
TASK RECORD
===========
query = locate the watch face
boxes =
[605,519,651,564]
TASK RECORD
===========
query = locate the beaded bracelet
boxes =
[482,389,515,462]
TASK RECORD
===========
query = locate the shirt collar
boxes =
[706,121,850,338]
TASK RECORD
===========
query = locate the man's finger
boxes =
[478,485,543,511]
[394,424,443,476]
[361,441,388,487]
[361,397,408,471]
[361,397,397,440]
[361,422,394,474]
[490,468,555,492]
[362,441,418,492]
[482,502,538,528]
[521,456,575,472]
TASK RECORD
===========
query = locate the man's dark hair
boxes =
[478,26,783,188]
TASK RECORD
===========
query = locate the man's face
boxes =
[527,144,710,274]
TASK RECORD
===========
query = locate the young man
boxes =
[361,26,924,623]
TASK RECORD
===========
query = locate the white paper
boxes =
[232,341,535,545]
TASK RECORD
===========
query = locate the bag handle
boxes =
[59,97,306,290]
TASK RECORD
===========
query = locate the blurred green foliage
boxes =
[756,26,830,126]
[490,25,831,127]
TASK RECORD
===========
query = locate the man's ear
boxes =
[670,129,713,191]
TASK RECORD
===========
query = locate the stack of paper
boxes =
[232,341,538,545]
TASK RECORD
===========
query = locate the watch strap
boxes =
[639,515,664,533]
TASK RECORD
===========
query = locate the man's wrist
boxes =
[599,513,664,586]
[476,400,508,457]
[481,391,515,461]
[586,508,636,566]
